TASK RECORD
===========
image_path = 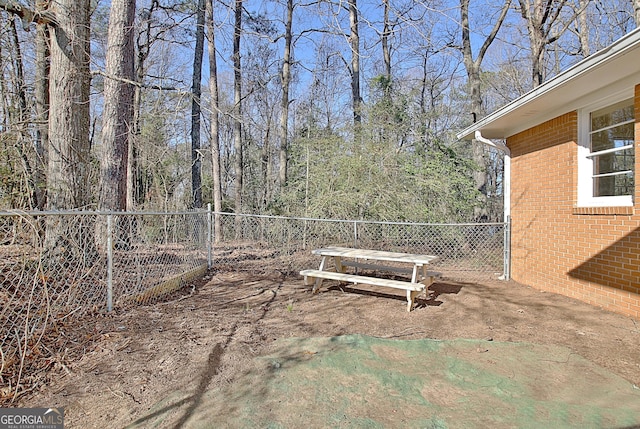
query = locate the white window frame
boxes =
[577,93,635,208]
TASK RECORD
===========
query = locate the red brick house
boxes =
[457,28,640,319]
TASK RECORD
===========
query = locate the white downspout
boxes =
[475,130,511,281]
[474,130,510,221]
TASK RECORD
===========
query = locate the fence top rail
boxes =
[0,209,209,217]
[213,212,507,227]
[0,210,507,227]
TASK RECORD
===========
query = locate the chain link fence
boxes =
[0,210,209,402]
[211,213,508,283]
[1,209,507,403]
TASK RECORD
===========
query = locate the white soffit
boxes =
[457,27,640,141]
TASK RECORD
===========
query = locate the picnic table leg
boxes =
[411,264,419,283]
[312,256,328,293]
[333,256,346,273]
[415,263,434,296]
[407,289,422,312]
[412,264,431,304]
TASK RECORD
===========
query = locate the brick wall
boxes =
[507,85,640,319]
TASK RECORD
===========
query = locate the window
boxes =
[578,97,635,207]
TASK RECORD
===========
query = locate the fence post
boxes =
[106,214,113,312]
[302,218,308,250]
[353,220,358,247]
[207,203,212,269]
[502,215,511,281]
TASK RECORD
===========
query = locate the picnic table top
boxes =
[312,246,438,265]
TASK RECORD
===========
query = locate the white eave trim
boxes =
[457,27,640,141]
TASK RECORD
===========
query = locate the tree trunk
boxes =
[531,28,545,87]
[34,5,50,211]
[460,0,511,221]
[348,0,361,125]
[517,0,570,88]
[233,0,243,233]
[127,64,143,210]
[634,0,640,27]
[261,124,271,208]
[577,0,590,56]
[9,18,38,209]
[128,0,157,210]
[207,0,222,242]
[126,103,139,210]
[47,0,91,210]
[99,0,136,212]
[278,0,293,189]
[42,0,91,256]
[191,0,205,209]
[382,0,391,83]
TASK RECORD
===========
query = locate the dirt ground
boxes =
[20,269,640,428]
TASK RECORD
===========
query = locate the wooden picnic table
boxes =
[300,246,439,312]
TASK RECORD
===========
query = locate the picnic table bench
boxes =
[300,246,439,312]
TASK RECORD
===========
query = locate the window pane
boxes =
[588,98,635,199]
[593,147,635,175]
[591,122,634,152]
[594,172,634,197]
[591,101,634,132]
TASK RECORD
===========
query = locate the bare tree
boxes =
[191,0,205,208]
[381,0,391,83]
[47,0,91,210]
[7,17,38,209]
[128,0,166,209]
[0,1,55,210]
[2,0,637,222]
[348,0,361,125]
[99,0,136,212]
[206,0,222,241]
[278,0,293,188]
[460,0,511,120]
[125,0,195,209]
[517,0,574,87]
[459,0,511,220]
[233,0,243,224]
[34,0,50,210]
[576,0,590,56]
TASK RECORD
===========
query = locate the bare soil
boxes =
[19,269,640,428]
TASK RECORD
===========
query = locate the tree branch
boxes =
[92,70,179,91]
[477,0,512,63]
[0,0,57,29]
